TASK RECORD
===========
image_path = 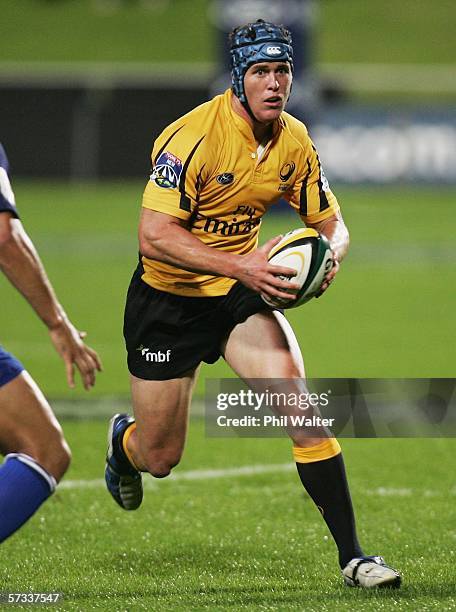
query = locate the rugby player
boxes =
[105,20,401,588]
[0,143,102,543]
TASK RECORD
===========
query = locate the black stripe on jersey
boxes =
[299,159,312,216]
[180,195,192,212]
[312,145,330,213]
[179,136,205,212]
[153,125,185,165]
[195,164,206,204]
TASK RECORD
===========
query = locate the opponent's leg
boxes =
[223,310,400,587]
[0,371,71,543]
[105,367,199,510]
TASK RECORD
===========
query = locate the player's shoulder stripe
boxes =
[175,95,222,134]
[154,95,220,156]
[299,158,312,216]
[311,144,330,213]
[179,135,206,211]
[280,112,310,152]
[153,125,185,165]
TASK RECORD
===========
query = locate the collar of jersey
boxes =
[224,89,284,146]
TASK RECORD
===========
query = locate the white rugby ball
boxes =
[262,228,333,309]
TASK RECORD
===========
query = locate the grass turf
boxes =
[1,182,454,397]
[1,181,454,607]
[0,419,455,610]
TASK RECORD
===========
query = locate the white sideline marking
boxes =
[58,464,456,498]
[366,487,413,497]
[59,463,294,490]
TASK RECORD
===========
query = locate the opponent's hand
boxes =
[315,251,339,298]
[49,319,103,390]
[236,235,300,301]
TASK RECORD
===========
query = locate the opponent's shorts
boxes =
[124,264,269,380]
[0,346,24,387]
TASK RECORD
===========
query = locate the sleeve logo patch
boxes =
[150,151,183,189]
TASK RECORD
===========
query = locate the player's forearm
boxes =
[139,223,242,279]
[310,214,349,262]
[0,221,66,329]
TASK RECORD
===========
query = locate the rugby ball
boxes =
[262,228,333,308]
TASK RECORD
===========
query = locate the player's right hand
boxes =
[235,235,299,300]
[49,319,103,390]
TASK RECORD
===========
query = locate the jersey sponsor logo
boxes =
[233,204,255,217]
[279,161,296,182]
[266,45,283,56]
[216,172,235,186]
[195,208,260,236]
[150,151,183,189]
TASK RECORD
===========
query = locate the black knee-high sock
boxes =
[296,453,363,568]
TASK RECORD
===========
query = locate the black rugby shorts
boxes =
[124,264,269,380]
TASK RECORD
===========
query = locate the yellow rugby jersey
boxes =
[142,88,339,297]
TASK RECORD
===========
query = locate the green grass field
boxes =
[1,181,454,397]
[1,0,455,65]
[1,421,455,610]
[1,182,455,610]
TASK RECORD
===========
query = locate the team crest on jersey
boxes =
[216,172,235,186]
[150,151,183,189]
[279,161,296,182]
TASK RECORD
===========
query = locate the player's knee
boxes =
[292,435,325,448]
[286,363,304,378]
[266,358,304,379]
[34,434,72,482]
[142,452,182,479]
[54,438,72,481]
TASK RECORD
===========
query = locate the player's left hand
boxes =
[315,252,339,298]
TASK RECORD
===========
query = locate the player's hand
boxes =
[49,319,103,390]
[236,235,300,301]
[315,251,339,298]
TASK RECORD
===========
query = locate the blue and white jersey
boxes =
[0,143,20,218]
[0,346,24,387]
[0,145,24,383]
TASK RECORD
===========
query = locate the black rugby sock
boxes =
[296,453,364,568]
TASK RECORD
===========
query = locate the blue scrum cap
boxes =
[229,19,293,104]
